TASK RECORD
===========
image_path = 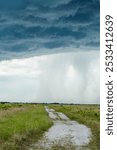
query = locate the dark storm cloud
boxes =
[0,0,100,60]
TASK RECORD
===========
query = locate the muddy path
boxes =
[29,106,91,150]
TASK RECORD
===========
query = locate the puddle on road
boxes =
[29,106,91,150]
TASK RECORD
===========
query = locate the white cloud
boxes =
[0,56,46,76]
[0,51,99,104]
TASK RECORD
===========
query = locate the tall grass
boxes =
[0,103,23,110]
[0,104,53,150]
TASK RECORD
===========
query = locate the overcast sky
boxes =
[0,0,100,103]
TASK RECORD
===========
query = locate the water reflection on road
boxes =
[29,106,91,150]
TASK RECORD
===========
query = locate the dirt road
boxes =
[29,106,91,150]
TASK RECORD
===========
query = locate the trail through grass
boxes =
[29,106,91,150]
[0,103,99,150]
[49,104,100,150]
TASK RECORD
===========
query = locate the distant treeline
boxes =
[0,102,100,106]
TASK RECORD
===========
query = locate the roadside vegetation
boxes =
[49,104,100,150]
[0,103,53,150]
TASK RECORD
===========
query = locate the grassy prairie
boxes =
[49,104,100,150]
[0,104,53,150]
[0,103,100,150]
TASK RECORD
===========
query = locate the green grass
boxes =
[49,104,100,150]
[0,104,53,150]
[0,103,23,110]
[0,103,100,150]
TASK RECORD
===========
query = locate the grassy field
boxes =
[49,104,100,150]
[0,103,100,150]
[0,103,53,150]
